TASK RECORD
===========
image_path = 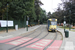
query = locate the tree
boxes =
[61,0,75,25]
[0,0,47,25]
[34,0,43,22]
[47,12,51,18]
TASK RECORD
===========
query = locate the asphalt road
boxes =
[0,25,63,50]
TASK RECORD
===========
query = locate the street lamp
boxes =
[24,16,26,28]
[6,3,8,32]
[26,16,29,31]
[64,16,66,32]
[69,10,71,30]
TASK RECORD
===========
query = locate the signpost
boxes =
[0,20,13,27]
[26,21,28,25]
[26,21,28,31]
[64,16,66,32]
[64,21,66,25]
[0,20,13,32]
[26,16,29,31]
[0,20,7,27]
[0,23,1,27]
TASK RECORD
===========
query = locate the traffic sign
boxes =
[64,21,66,24]
[26,21,28,25]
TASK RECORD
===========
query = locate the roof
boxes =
[48,19,57,21]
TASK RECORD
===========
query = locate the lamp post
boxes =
[69,1,72,30]
[64,16,66,32]
[69,10,71,30]
[24,16,26,28]
[6,3,8,33]
[26,16,29,31]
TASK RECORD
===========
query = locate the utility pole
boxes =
[64,16,66,32]
[69,10,71,30]
[6,3,8,33]
[69,1,72,30]
[26,16,29,31]
[24,16,26,28]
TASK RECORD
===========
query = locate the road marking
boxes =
[0,36,62,50]
[35,43,46,46]
[47,40,62,50]
[7,37,32,45]
[31,45,43,48]
[0,35,12,39]
[0,36,21,43]
[21,39,38,47]
[27,39,52,50]
[64,41,74,50]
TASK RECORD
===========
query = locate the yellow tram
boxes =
[47,19,57,32]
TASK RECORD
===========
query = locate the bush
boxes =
[31,24,35,26]
[28,25,30,27]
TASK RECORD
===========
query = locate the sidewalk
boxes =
[0,25,41,40]
[57,27,75,50]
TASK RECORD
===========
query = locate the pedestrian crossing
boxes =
[64,41,74,50]
[0,35,12,39]
[0,36,62,50]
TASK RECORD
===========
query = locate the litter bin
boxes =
[65,30,69,38]
[15,25,18,30]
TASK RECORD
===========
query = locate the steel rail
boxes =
[9,27,45,50]
[43,31,57,50]
[4,26,41,43]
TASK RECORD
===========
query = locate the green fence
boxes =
[14,20,25,28]
[0,20,38,32]
[0,20,24,32]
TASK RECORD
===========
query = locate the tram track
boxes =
[16,33,49,50]
[43,31,57,50]
[0,25,63,50]
[8,26,45,50]
[9,26,59,50]
[3,26,42,43]
[15,29,49,50]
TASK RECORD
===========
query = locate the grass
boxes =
[58,26,71,29]
[58,26,75,32]
[71,30,75,32]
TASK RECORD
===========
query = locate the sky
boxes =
[40,0,62,13]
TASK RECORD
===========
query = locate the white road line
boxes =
[64,41,74,50]
[31,45,43,48]
[0,35,12,39]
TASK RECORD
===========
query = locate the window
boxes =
[51,21,57,25]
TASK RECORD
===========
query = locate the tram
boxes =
[47,19,57,32]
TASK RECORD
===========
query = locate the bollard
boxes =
[65,30,69,38]
[15,25,18,30]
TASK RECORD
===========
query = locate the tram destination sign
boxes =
[52,19,55,21]
[0,20,13,27]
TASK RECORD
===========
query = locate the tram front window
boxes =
[51,21,57,25]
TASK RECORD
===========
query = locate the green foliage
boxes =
[52,0,75,25]
[47,12,51,18]
[0,0,47,24]
[0,2,2,8]
[0,0,49,31]
[35,0,43,22]
[40,9,47,23]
